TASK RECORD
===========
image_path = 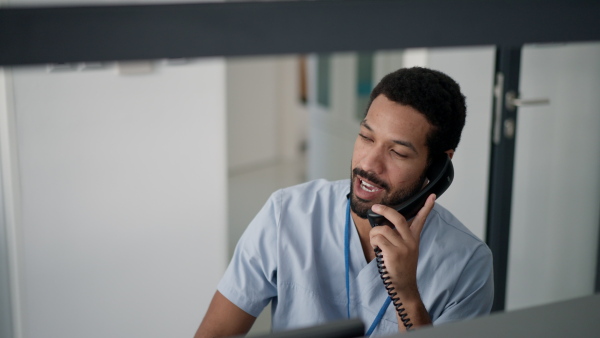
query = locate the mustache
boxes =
[352,167,390,191]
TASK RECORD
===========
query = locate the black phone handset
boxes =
[366,153,454,330]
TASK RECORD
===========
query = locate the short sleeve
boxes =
[433,244,494,325]
[217,191,280,317]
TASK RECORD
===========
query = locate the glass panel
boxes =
[11,43,595,337]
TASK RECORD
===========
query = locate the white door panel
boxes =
[507,42,600,310]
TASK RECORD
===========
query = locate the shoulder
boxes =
[276,178,349,196]
[272,179,349,209]
[422,203,491,258]
[267,179,349,241]
[418,204,494,322]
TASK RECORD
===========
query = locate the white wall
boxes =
[2,59,227,338]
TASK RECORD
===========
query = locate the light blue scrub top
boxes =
[218,179,493,336]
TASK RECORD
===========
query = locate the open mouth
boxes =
[357,175,386,195]
[360,178,383,193]
[352,168,388,201]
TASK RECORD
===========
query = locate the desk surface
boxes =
[404,294,600,338]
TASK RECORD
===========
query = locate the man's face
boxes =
[350,94,432,219]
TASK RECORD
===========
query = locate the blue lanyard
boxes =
[344,199,392,336]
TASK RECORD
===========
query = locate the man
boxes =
[195,67,493,337]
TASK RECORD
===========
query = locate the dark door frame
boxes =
[486,46,523,311]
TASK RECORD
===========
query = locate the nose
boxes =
[360,146,385,175]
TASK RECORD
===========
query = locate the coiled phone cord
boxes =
[374,246,413,330]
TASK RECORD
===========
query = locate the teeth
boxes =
[360,180,379,192]
[362,180,376,188]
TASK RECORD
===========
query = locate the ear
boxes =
[444,149,455,160]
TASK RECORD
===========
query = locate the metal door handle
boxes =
[505,91,550,111]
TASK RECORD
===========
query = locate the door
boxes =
[506,42,600,310]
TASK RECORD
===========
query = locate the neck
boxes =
[351,211,371,233]
[351,210,377,262]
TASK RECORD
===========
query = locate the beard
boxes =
[349,167,427,219]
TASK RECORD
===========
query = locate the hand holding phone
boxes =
[367,153,453,330]
[367,153,453,228]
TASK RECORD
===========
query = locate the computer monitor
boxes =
[247,319,365,338]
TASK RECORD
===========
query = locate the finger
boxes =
[369,224,402,247]
[369,231,394,250]
[410,194,436,240]
[371,204,411,240]
[371,203,416,243]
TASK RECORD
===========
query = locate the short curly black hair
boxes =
[367,67,466,159]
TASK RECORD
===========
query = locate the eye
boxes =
[359,133,373,142]
[391,150,407,158]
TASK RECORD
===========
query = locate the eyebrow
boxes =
[360,119,418,155]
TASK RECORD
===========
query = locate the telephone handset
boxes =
[367,153,454,227]
[366,153,454,330]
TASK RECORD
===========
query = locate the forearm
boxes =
[394,288,431,332]
[195,291,256,338]
[368,198,436,332]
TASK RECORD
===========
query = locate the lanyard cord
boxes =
[345,199,391,336]
[344,199,351,319]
